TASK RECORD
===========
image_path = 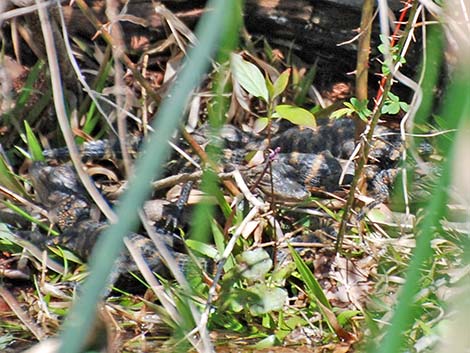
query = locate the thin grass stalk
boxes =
[72,0,162,104]
[36,0,117,223]
[354,0,374,138]
[374,68,470,353]
[336,1,419,249]
[56,1,232,352]
[105,0,133,176]
[336,76,392,251]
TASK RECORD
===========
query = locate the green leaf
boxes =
[382,102,400,115]
[2,200,58,234]
[294,64,317,105]
[211,311,246,332]
[266,76,275,100]
[251,335,279,349]
[337,310,361,326]
[231,53,269,102]
[344,102,355,110]
[388,92,400,102]
[0,334,15,350]
[24,121,44,161]
[289,244,331,310]
[331,107,353,120]
[211,220,236,271]
[254,117,269,133]
[49,246,84,265]
[274,104,316,127]
[246,284,288,316]
[400,101,409,112]
[13,61,45,110]
[382,92,408,115]
[236,248,272,280]
[272,68,291,99]
[0,158,25,196]
[347,98,372,121]
[185,239,218,259]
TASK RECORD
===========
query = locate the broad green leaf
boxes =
[231,53,269,102]
[246,284,288,316]
[388,92,400,102]
[24,121,44,161]
[251,334,279,348]
[382,102,400,114]
[337,310,361,326]
[236,248,272,280]
[274,104,316,127]
[400,101,409,111]
[254,117,269,133]
[272,68,291,99]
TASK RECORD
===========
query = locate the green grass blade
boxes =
[0,156,25,196]
[57,1,235,352]
[294,62,317,106]
[10,61,45,116]
[2,200,57,235]
[288,244,331,310]
[374,71,468,353]
[24,121,45,161]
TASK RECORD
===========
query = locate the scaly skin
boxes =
[41,118,406,203]
[29,162,195,286]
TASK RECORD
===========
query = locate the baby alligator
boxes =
[19,118,419,290]
[41,118,405,203]
[28,161,197,286]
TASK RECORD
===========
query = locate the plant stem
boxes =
[336,77,392,251]
[354,0,374,139]
[336,1,419,251]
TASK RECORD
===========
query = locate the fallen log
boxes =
[3,0,418,88]
[57,0,412,78]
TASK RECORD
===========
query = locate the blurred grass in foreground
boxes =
[373,21,470,353]
[56,1,235,352]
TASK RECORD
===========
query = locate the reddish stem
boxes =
[374,0,414,106]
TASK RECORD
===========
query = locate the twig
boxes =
[72,0,162,104]
[36,0,117,223]
[0,285,47,340]
[336,77,393,251]
[106,0,133,176]
[0,1,55,22]
[56,5,117,134]
[336,0,420,251]
[354,0,374,138]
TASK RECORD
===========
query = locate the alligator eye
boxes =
[46,237,60,246]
